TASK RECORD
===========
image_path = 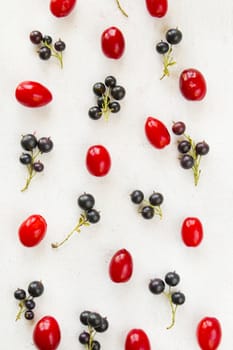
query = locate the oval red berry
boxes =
[109,249,133,283]
[179,68,207,101]
[33,316,61,350]
[145,117,170,149]
[50,0,77,17]
[196,317,222,350]
[125,329,151,350]
[101,26,125,59]
[86,145,111,177]
[15,81,52,108]
[145,0,168,17]
[18,214,47,247]
[181,217,203,247]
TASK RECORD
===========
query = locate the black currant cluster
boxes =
[52,193,100,248]
[79,310,109,350]
[156,28,182,79]
[149,271,185,329]
[30,30,66,68]
[88,76,126,121]
[172,121,210,186]
[20,133,53,192]
[130,190,163,219]
[14,281,44,321]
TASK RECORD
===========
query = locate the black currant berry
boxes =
[93,82,106,97]
[171,292,185,305]
[165,272,180,287]
[130,190,144,204]
[105,76,116,88]
[110,86,126,100]
[14,289,26,300]
[43,35,52,45]
[24,299,36,310]
[149,278,165,294]
[95,317,109,332]
[80,310,91,325]
[33,162,44,172]
[149,192,163,206]
[54,40,66,52]
[109,101,120,113]
[172,121,186,135]
[177,140,191,154]
[195,141,210,156]
[21,134,37,151]
[30,30,43,44]
[86,209,100,224]
[141,206,154,219]
[79,331,90,344]
[38,137,53,153]
[87,312,102,328]
[166,28,182,45]
[97,96,110,108]
[88,106,102,120]
[180,154,194,169]
[78,193,95,211]
[24,310,34,320]
[19,153,32,165]
[38,46,51,60]
[28,281,44,298]
[92,340,101,350]
[156,41,169,54]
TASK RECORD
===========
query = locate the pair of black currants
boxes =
[130,190,164,219]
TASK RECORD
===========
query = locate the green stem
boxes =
[154,206,163,219]
[116,0,128,17]
[15,301,25,321]
[160,47,176,80]
[87,326,96,350]
[164,291,178,330]
[184,133,201,186]
[21,150,41,192]
[44,42,63,69]
[101,89,111,121]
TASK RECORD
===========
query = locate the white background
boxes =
[0,0,232,349]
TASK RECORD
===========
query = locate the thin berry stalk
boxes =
[101,89,111,121]
[164,290,178,329]
[86,326,96,350]
[15,301,26,321]
[21,150,41,192]
[184,134,201,186]
[116,0,128,17]
[160,47,176,80]
[44,42,63,68]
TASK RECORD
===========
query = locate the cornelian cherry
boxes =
[145,0,168,18]
[179,68,207,101]
[181,217,203,247]
[86,145,111,177]
[50,0,77,17]
[145,117,170,149]
[196,317,222,350]
[101,27,125,59]
[109,248,133,283]
[33,316,61,350]
[125,329,151,350]
[18,214,47,247]
[15,81,52,108]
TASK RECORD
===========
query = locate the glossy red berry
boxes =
[101,27,125,59]
[15,81,52,108]
[196,317,222,350]
[18,214,47,247]
[125,329,151,350]
[86,145,111,177]
[50,0,77,17]
[145,0,168,17]
[145,117,170,149]
[179,69,207,101]
[33,316,61,350]
[181,217,203,247]
[109,248,133,283]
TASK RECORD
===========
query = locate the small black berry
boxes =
[21,134,37,151]
[24,310,34,320]
[97,96,110,108]
[141,206,154,219]
[86,209,100,224]
[14,289,26,300]
[24,299,36,310]
[79,331,90,344]
[38,137,53,153]
[95,317,109,332]
[109,101,120,113]
[54,40,66,52]
[149,278,165,294]
[165,272,180,287]
[110,85,126,100]
[43,35,52,45]
[78,193,95,211]
[180,154,194,169]
[195,141,210,156]
[38,46,51,60]
[80,310,91,325]
[130,190,144,204]
[30,31,43,44]
[33,162,44,172]
[92,340,101,350]
[172,121,186,135]
[93,82,106,97]
[88,106,102,120]
[156,41,169,54]
[177,140,191,154]
[87,312,102,328]
[166,28,182,45]
[19,153,32,165]
[149,192,163,206]
[105,76,116,88]
[28,281,44,298]
[171,292,185,305]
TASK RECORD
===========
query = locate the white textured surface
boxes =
[1,0,232,348]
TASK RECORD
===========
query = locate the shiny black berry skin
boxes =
[171,292,185,305]
[54,40,66,52]
[79,331,90,344]
[172,121,186,135]
[149,278,165,294]
[130,190,144,204]
[110,85,126,100]
[156,41,169,54]
[92,340,101,350]
[24,299,36,310]
[80,310,91,325]
[38,137,53,153]
[78,193,95,210]
[43,35,52,45]
[24,310,34,320]
[177,140,191,154]
[95,318,109,333]
[109,101,120,113]
[21,134,37,151]
[180,154,194,169]
[141,206,154,219]
[28,281,44,298]
[38,46,51,60]
[165,272,180,287]
[20,153,32,165]
[14,289,26,300]
[149,192,163,206]
[97,96,110,108]
[30,31,43,44]
[88,106,102,120]
[105,76,116,88]
[86,209,100,224]
[93,82,106,97]
[33,162,44,172]
[87,312,102,328]
[166,28,182,45]
[195,141,210,156]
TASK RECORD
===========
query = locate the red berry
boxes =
[101,27,125,59]
[179,69,207,101]
[145,0,168,17]
[109,249,133,283]
[50,0,77,17]
[125,329,151,350]
[145,117,170,149]
[15,81,52,108]
[86,145,111,177]
[196,317,221,350]
[33,316,61,350]
[181,217,203,247]
[18,214,47,247]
